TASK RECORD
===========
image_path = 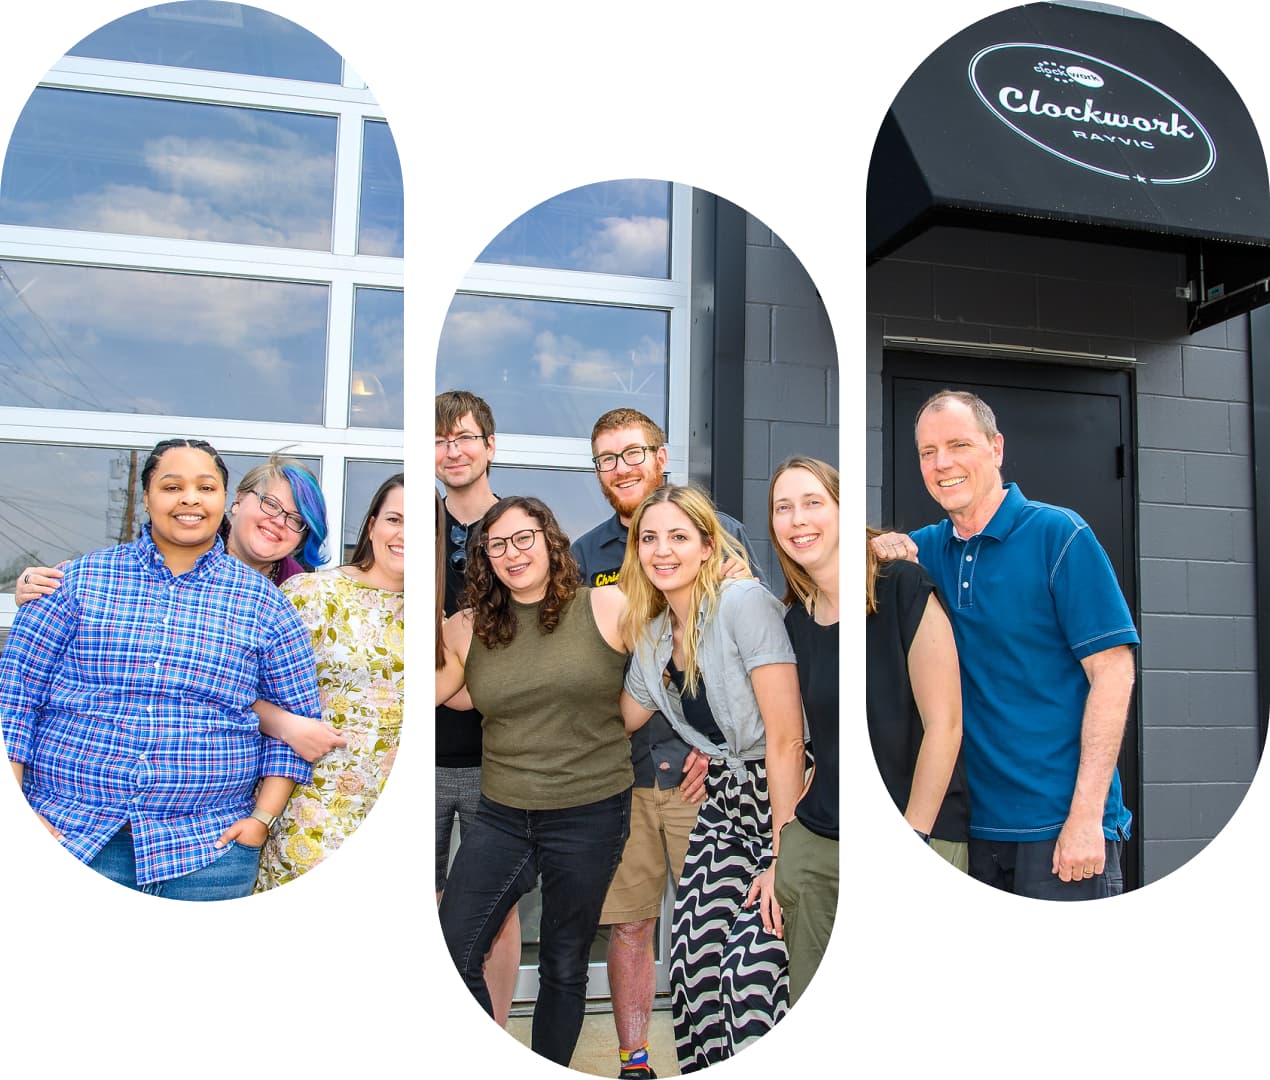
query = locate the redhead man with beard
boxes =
[571,408,763,1079]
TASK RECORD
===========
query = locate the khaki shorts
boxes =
[599,784,701,924]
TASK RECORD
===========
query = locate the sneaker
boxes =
[618,1067,656,1079]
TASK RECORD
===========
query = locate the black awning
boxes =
[868,3,1270,328]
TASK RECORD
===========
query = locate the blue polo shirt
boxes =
[910,483,1138,843]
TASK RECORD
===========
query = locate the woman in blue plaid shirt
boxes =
[0,438,322,901]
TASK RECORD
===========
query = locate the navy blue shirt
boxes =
[910,483,1138,843]
[571,508,764,789]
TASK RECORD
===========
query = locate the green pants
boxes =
[773,817,839,1006]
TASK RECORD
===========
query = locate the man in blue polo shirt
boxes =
[875,389,1138,900]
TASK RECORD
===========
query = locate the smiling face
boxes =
[143,446,227,563]
[637,501,712,606]
[435,410,494,493]
[484,505,549,602]
[366,484,405,586]
[771,467,839,581]
[592,424,667,524]
[227,476,303,571]
[915,398,1005,531]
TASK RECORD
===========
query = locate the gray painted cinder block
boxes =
[1181,346,1251,403]
[1139,613,1237,671]
[1188,671,1260,727]
[1133,342,1184,396]
[1139,670,1192,727]
[1143,838,1212,883]
[1137,395,1230,452]
[1037,275,1135,337]
[742,420,770,481]
[771,303,836,368]
[866,316,884,373]
[744,302,771,364]
[1186,561,1257,616]
[1231,509,1256,563]
[745,216,772,247]
[867,485,882,528]
[744,361,829,424]
[1137,449,1185,503]
[770,422,839,468]
[1229,402,1252,453]
[866,260,934,320]
[747,246,818,309]
[1183,453,1252,508]
[1139,558,1188,614]
[1137,504,1233,560]
[1141,726,1260,783]
[933,265,1037,328]
[1140,781,1250,838]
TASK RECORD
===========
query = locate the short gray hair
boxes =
[914,389,999,444]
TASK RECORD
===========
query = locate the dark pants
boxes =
[438,789,631,1065]
[969,837,1124,900]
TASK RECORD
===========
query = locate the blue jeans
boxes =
[88,827,261,901]
[438,789,631,1066]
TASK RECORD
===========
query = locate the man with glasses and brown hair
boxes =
[434,388,520,1026]
[572,407,763,1080]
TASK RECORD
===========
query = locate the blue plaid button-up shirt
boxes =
[0,527,319,885]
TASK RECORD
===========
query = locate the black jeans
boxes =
[438,788,632,1065]
[968,837,1124,900]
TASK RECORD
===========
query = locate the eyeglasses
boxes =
[435,433,488,452]
[592,445,659,472]
[251,491,307,533]
[483,528,544,558]
[449,523,469,571]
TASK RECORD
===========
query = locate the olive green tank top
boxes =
[466,587,634,809]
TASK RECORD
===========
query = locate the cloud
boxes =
[571,215,669,276]
[441,301,535,357]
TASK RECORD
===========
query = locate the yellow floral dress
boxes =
[255,569,404,890]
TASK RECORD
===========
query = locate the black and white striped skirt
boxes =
[669,758,790,1072]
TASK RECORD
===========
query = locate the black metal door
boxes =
[881,351,1141,890]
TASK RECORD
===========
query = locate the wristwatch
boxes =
[250,806,278,830]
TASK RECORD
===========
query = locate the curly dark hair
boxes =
[463,495,579,648]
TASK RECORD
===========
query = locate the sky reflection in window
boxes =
[350,287,403,428]
[67,2,343,84]
[436,294,667,439]
[477,179,671,278]
[0,88,337,250]
[0,261,328,422]
[358,120,403,257]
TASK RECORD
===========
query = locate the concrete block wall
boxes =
[866,226,1261,885]
[740,214,839,587]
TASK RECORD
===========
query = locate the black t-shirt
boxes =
[664,657,727,747]
[785,603,839,841]
[437,500,483,768]
[865,560,970,842]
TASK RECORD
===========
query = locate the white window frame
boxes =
[0,55,402,626]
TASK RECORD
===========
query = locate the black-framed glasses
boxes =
[592,445,659,472]
[251,490,307,533]
[449,523,469,571]
[483,528,544,558]
[435,433,488,452]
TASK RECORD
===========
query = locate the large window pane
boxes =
[0,261,328,422]
[0,442,322,589]
[436,295,668,439]
[67,3,343,84]
[350,288,403,428]
[477,179,671,278]
[358,120,403,257]
[434,467,610,546]
[343,459,402,562]
[0,88,337,250]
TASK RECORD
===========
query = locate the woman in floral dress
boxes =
[256,473,405,889]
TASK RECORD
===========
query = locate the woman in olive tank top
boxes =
[437,495,634,1068]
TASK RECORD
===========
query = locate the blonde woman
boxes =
[618,485,805,1072]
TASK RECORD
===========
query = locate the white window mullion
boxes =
[325,277,356,429]
[331,107,366,258]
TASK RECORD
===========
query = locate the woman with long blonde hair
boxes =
[619,485,805,1072]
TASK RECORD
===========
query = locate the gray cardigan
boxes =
[624,578,796,776]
